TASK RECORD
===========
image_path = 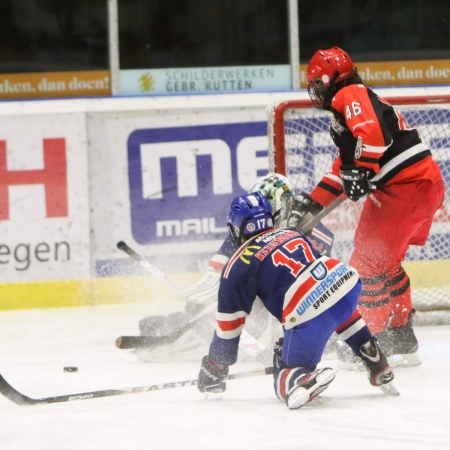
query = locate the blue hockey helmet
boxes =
[227,192,274,249]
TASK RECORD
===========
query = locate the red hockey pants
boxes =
[349,179,445,334]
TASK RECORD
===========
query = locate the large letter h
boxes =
[0,138,68,220]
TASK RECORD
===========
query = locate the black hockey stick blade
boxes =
[0,367,274,406]
[116,334,183,349]
[116,303,217,350]
[117,240,142,259]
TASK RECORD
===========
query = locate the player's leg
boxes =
[329,284,395,390]
[274,282,364,406]
[349,189,410,334]
[350,185,420,362]
[374,267,421,367]
[273,315,339,409]
[387,178,444,327]
[352,180,443,366]
[336,309,394,387]
[378,180,443,366]
[276,283,381,406]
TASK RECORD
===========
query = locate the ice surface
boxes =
[0,301,449,450]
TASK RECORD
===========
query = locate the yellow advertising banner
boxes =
[0,70,110,99]
[0,60,449,100]
[301,59,450,88]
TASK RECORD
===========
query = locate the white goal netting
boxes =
[268,96,450,322]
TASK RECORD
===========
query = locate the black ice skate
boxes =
[359,338,399,396]
[286,368,338,409]
[375,312,422,368]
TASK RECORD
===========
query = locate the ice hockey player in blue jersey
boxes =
[197,192,398,409]
[136,173,334,364]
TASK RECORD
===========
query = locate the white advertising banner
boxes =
[0,113,91,282]
[87,107,272,276]
[119,65,291,96]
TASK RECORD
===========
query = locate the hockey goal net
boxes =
[267,95,450,324]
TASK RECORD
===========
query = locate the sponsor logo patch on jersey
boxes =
[282,257,359,328]
[311,261,327,280]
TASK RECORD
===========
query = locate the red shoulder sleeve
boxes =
[310,156,344,206]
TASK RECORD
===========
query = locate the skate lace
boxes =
[361,342,381,363]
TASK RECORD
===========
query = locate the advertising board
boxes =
[0,113,91,283]
[87,108,272,276]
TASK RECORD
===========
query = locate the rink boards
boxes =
[0,87,449,310]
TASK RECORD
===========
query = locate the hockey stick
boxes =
[299,197,344,234]
[117,241,180,292]
[0,366,274,406]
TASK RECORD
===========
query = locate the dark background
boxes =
[0,0,449,73]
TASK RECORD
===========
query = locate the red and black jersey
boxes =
[310,84,443,207]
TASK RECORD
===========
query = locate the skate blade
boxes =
[387,352,422,368]
[378,381,400,396]
[287,368,338,410]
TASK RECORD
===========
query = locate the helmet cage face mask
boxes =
[227,192,274,249]
[307,79,334,109]
[248,173,295,227]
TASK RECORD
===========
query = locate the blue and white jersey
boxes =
[209,227,358,365]
[216,222,334,259]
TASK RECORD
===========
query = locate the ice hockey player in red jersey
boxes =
[197,192,397,409]
[288,46,445,369]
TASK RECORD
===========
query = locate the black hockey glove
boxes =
[197,356,229,393]
[287,193,324,231]
[339,165,375,202]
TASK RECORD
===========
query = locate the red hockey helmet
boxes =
[306,47,356,109]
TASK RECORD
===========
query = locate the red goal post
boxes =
[267,95,450,322]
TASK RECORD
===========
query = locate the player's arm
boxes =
[198,263,256,393]
[309,156,345,207]
[208,271,256,366]
[287,155,344,231]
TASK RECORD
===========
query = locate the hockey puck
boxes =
[63,366,78,373]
